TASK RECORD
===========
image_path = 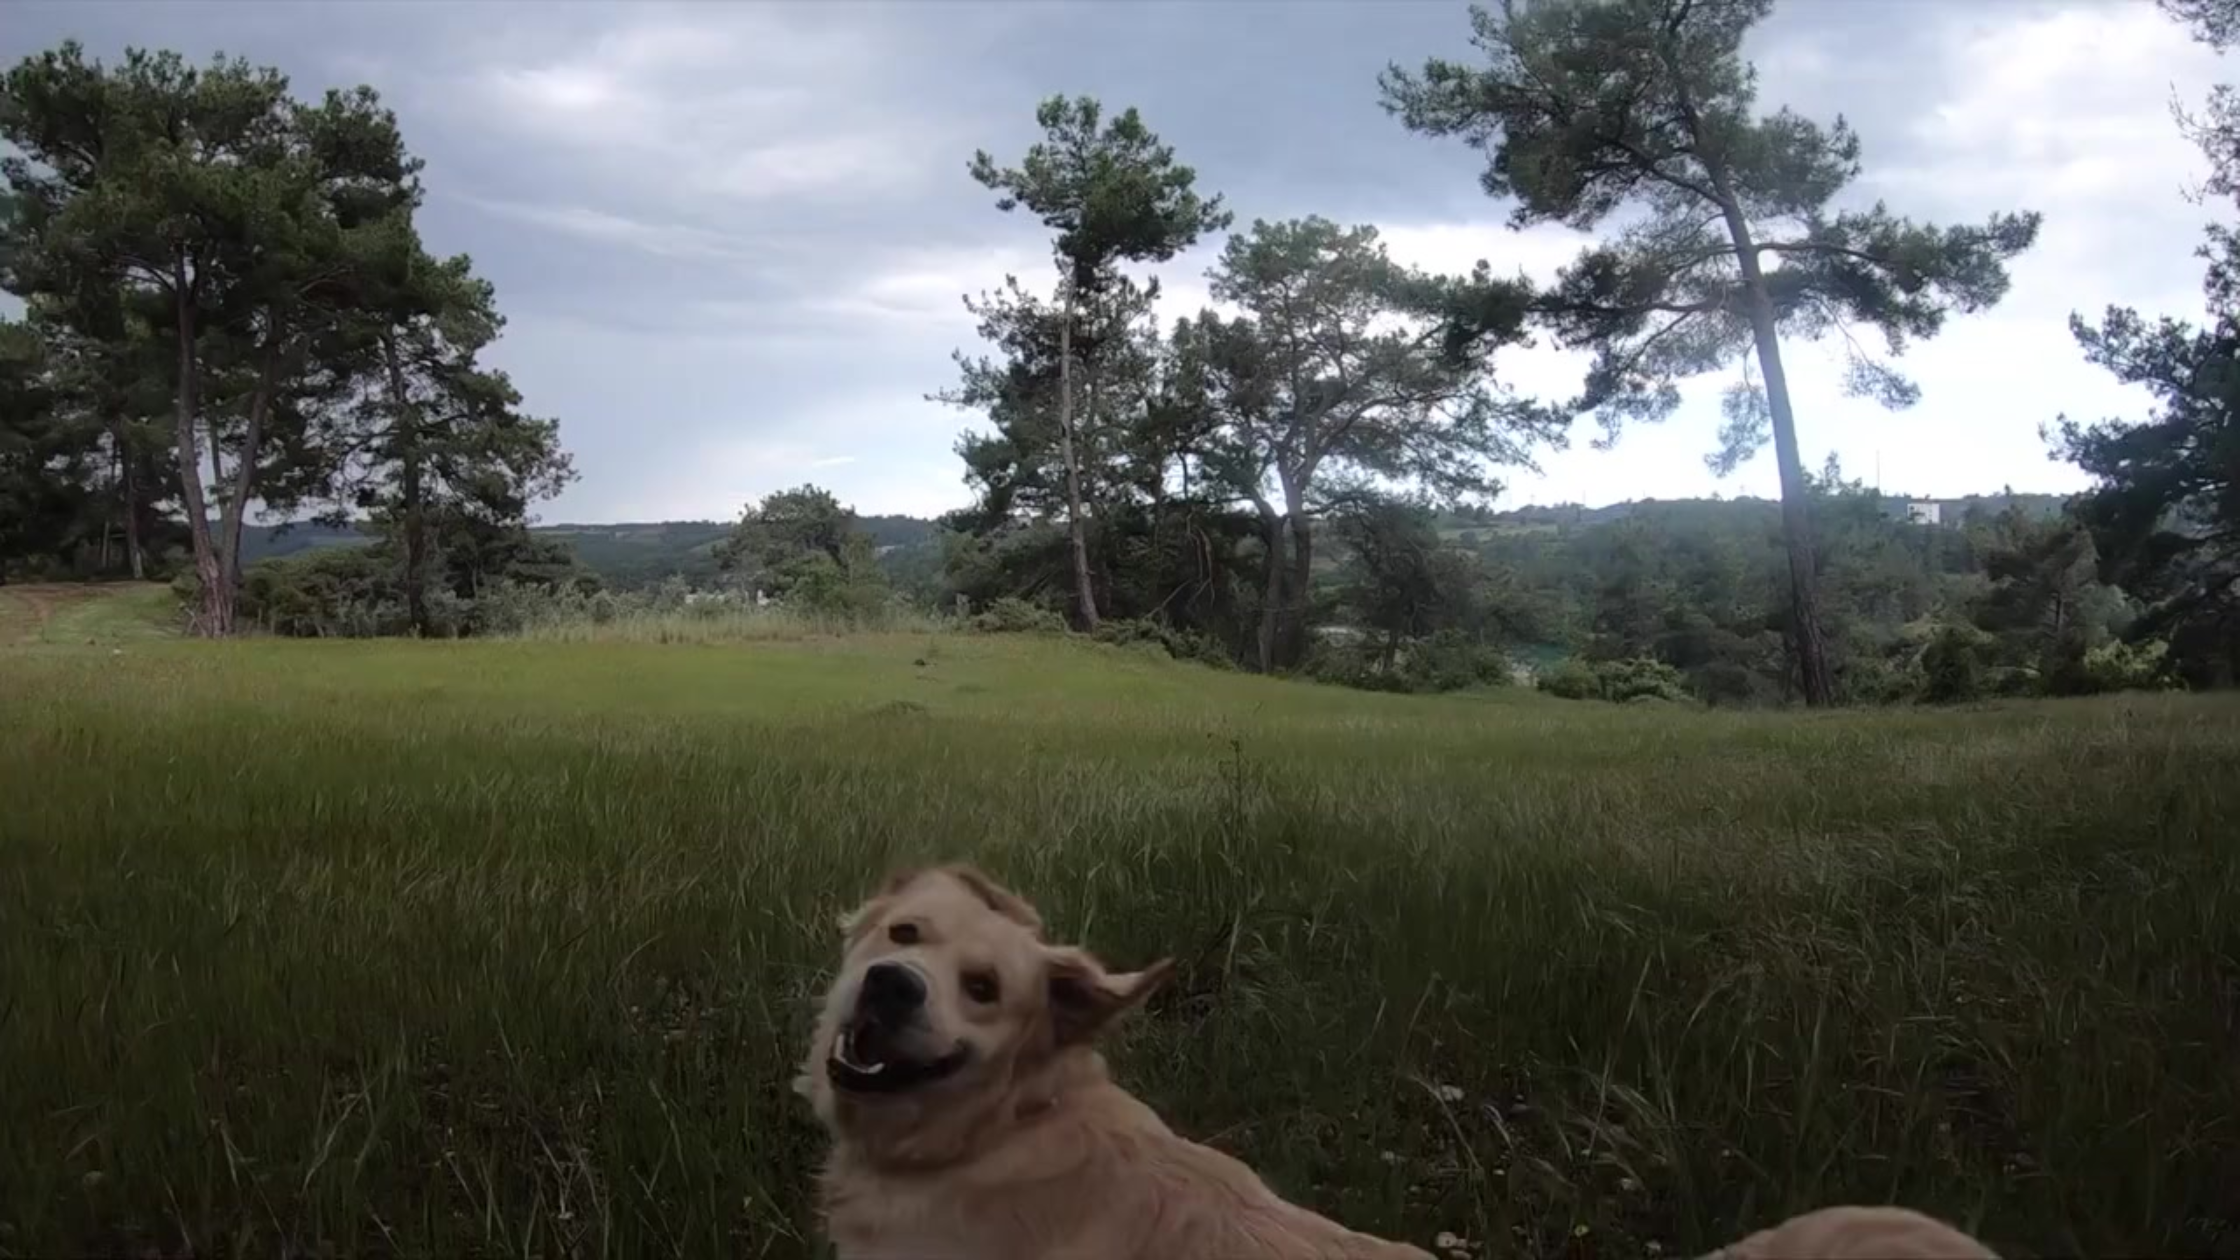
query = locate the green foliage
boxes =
[1166,219,1552,669]
[231,547,471,639]
[934,263,1269,658]
[1919,624,1988,704]
[716,485,851,588]
[0,40,568,635]
[177,527,597,639]
[1535,655,1690,703]
[1091,616,1233,668]
[2078,639,2180,695]
[1534,658,1601,701]
[1972,511,2118,669]
[1402,628,1514,692]
[1380,0,2042,455]
[1382,0,2042,707]
[782,533,895,622]
[970,96,1232,291]
[2055,245,2240,690]
[966,95,1232,628]
[1196,217,1550,501]
[1301,635,1407,693]
[968,595,1068,635]
[1328,498,1488,643]
[716,484,894,620]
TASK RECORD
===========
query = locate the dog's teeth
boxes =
[860,1061,885,1075]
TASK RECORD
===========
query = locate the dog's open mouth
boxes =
[827,1022,970,1095]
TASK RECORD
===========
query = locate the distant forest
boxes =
[230,513,940,589]
[208,484,2109,707]
[228,491,2064,594]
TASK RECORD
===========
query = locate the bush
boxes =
[232,549,413,638]
[1303,631,1510,695]
[1919,625,1987,704]
[774,550,894,623]
[1596,656,1689,703]
[2079,638,2179,695]
[1301,638,1412,693]
[1690,661,1785,708]
[1399,629,1512,693]
[1091,617,1234,669]
[172,541,602,639]
[1834,652,1922,708]
[969,597,1067,635]
[1536,656,1689,704]
[1535,659,1602,701]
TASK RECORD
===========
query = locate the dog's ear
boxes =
[837,867,915,941]
[938,864,1045,935]
[837,894,889,942]
[1045,946,1174,1045]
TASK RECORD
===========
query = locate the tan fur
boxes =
[800,865,1999,1260]
[801,864,1431,1259]
[1704,1205,1997,1259]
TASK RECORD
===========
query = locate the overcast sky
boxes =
[3,0,2226,523]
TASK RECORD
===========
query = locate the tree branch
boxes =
[1756,240,1889,268]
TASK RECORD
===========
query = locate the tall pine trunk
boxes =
[1055,279,1099,629]
[218,342,278,611]
[1279,472,1314,670]
[1718,203,1834,707]
[117,423,145,581]
[168,266,229,637]
[1253,500,1284,672]
[382,333,430,636]
[100,440,118,574]
[1283,518,1315,668]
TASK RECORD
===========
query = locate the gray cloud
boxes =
[2,0,2225,519]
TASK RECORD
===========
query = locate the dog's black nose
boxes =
[859,961,926,1019]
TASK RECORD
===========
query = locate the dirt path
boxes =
[0,588,55,643]
[1,584,137,644]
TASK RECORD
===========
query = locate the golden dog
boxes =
[798,864,1996,1260]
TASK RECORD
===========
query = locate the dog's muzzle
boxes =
[828,961,970,1095]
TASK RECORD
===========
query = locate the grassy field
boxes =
[2,625,2236,1258]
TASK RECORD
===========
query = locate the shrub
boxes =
[2079,638,2179,695]
[1596,657,1689,703]
[1303,632,1510,695]
[1301,638,1411,693]
[969,597,1067,635]
[1092,617,1234,669]
[233,549,411,638]
[1691,660,1785,708]
[1835,652,1921,707]
[779,551,894,622]
[1536,656,1689,704]
[1399,629,1512,693]
[1919,625,1987,704]
[1535,659,1602,701]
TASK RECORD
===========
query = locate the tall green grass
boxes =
[1,635,2235,1258]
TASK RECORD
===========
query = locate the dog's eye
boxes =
[887,922,920,945]
[961,970,1000,1004]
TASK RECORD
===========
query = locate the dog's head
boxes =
[800,864,1172,1149]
